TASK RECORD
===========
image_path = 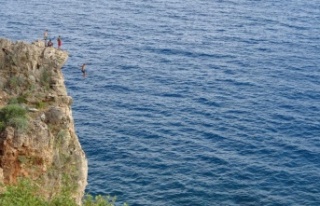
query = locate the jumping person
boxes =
[81,63,87,78]
[57,36,62,49]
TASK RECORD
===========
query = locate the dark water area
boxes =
[1,0,320,205]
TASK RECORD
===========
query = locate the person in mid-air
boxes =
[81,63,87,78]
[57,36,62,49]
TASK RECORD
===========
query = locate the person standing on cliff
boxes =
[81,63,87,78]
[57,36,62,49]
[44,29,48,46]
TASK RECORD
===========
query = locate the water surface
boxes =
[1,0,320,205]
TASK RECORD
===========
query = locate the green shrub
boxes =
[0,179,45,206]
[50,193,78,206]
[36,101,46,109]
[8,94,28,105]
[8,76,23,89]
[40,69,52,90]
[0,104,28,132]
[17,94,28,104]
[0,121,5,131]
[0,178,127,206]
[83,194,120,206]
[7,116,28,132]
[0,104,26,120]
[8,98,19,104]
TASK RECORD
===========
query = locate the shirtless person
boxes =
[81,63,87,78]
[57,36,62,49]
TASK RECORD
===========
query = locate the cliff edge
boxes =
[0,38,87,204]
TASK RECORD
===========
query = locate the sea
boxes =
[1,0,320,205]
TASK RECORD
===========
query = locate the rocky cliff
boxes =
[0,38,87,204]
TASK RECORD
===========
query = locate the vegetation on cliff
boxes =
[0,38,90,205]
[0,178,124,206]
[0,104,28,133]
[0,102,127,205]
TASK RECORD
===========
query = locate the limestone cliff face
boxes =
[0,38,87,204]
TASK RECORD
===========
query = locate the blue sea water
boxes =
[1,0,320,205]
